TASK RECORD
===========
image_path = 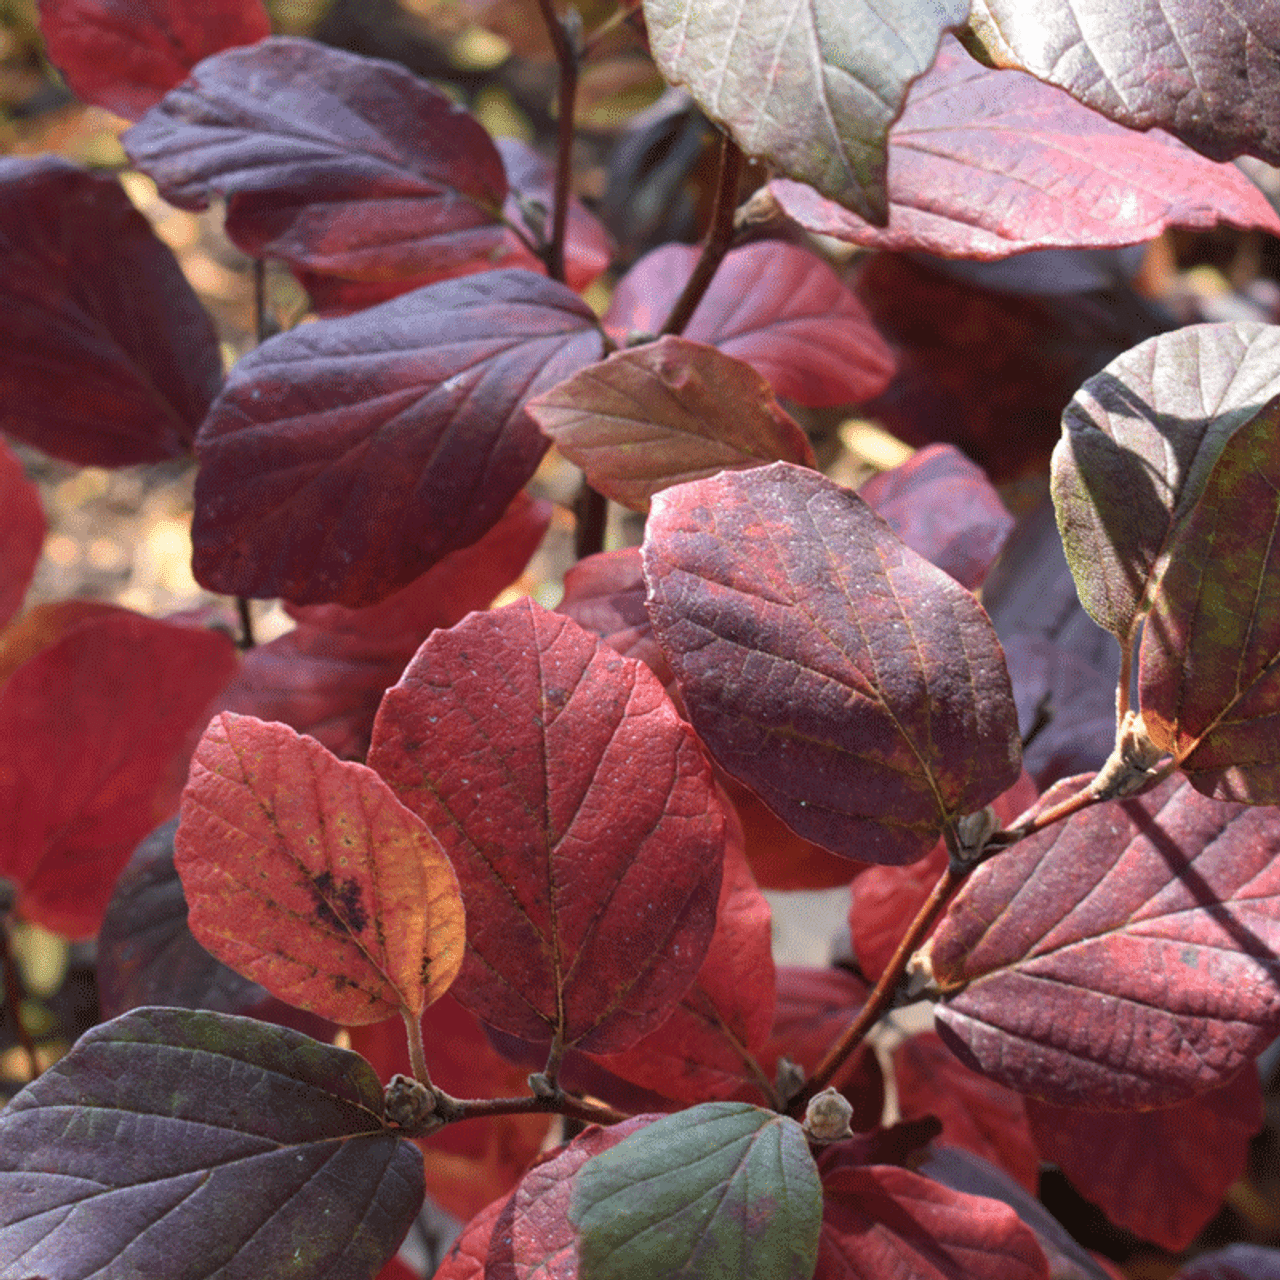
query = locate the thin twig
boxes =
[659,132,744,337]
[433,1086,628,1130]
[235,597,255,650]
[533,0,581,283]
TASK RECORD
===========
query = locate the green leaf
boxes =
[569,1101,821,1280]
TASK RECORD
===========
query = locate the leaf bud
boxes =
[803,1086,854,1143]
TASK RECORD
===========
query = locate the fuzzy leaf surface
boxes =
[1052,322,1280,645]
[0,439,43,628]
[1025,1067,1262,1250]
[124,37,510,281]
[192,269,601,606]
[38,0,270,119]
[368,600,724,1053]
[604,241,894,407]
[529,337,814,511]
[0,156,222,466]
[642,0,966,223]
[927,775,1280,1108]
[570,1102,822,1280]
[176,713,464,1025]
[642,461,1021,864]
[770,38,1280,259]
[1139,395,1280,800]
[0,610,237,937]
[969,0,1280,168]
[0,1008,423,1279]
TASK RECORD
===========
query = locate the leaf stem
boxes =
[430,1086,629,1131]
[401,1007,433,1089]
[534,0,582,284]
[786,861,966,1117]
[235,597,255,650]
[574,481,609,559]
[659,131,744,337]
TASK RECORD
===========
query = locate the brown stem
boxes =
[235,597,256,650]
[659,132,744,337]
[533,0,581,283]
[787,862,966,1117]
[402,1007,432,1088]
[574,482,609,559]
[433,1087,628,1129]
[0,915,40,1082]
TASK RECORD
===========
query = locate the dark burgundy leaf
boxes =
[350,1001,555,1222]
[925,775,1280,1108]
[1139,395,1280,801]
[529,336,815,511]
[0,610,238,937]
[191,269,602,606]
[604,240,894,406]
[1174,1245,1280,1280]
[590,816,776,1103]
[0,1008,423,1278]
[219,492,549,758]
[859,444,1013,590]
[571,1102,822,1280]
[368,600,725,1053]
[969,0,1280,168]
[818,1164,1049,1280]
[895,1031,1039,1194]
[642,461,1022,865]
[769,38,1280,259]
[1052,322,1280,648]
[0,439,43,628]
[38,0,270,120]
[1025,1068,1262,1250]
[0,156,221,466]
[642,0,968,223]
[555,546,672,685]
[124,37,513,283]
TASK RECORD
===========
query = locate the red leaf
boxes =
[38,0,270,120]
[0,611,238,936]
[0,439,43,628]
[176,713,466,1025]
[642,462,1022,865]
[1024,1068,1263,1250]
[860,444,1013,590]
[0,156,221,466]
[529,336,815,511]
[604,241,894,407]
[124,37,512,283]
[590,814,776,1103]
[350,1001,554,1221]
[925,775,1280,1108]
[895,1032,1039,1194]
[219,493,550,758]
[191,269,602,606]
[368,600,725,1053]
[771,37,1280,258]
[818,1165,1049,1280]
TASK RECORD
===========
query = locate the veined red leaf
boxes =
[925,775,1280,1108]
[819,1165,1049,1280]
[0,439,43,628]
[219,493,550,758]
[642,0,967,223]
[642,461,1022,865]
[191,269,602,606]
[38,0,270,120]
[1052,322,1280,647]
[771,38,1280,259]
[0,1008,424,1279]
[968,0,1280,168]
[604,240,894,407]
[570,1102,822,1280]
[124,37,511,283]
[590,814,776,1103]
[176,713,465,1025]
[0,610,237,937]
[368,600,725,1054]
[0,156,221,466]
[1140,393,1280,801]
[529,336,815,511]
[1025,1068,1262,1250]
[860,444,1013,591]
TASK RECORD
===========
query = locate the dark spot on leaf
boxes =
[309,870,369,934]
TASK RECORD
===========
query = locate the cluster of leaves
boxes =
[3,0,1280,1278]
